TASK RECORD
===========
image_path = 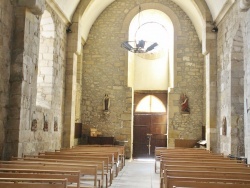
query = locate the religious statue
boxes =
[180,93,190,113]
[222,116,227,136]
[31,119,37,132]
[103,94,110,111]
[43,115,48,131]
[54,119,58,132]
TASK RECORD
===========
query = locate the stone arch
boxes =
[121,3,182,89]
[231,26,245,157]
[36,10,55,109]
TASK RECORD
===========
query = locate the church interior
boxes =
[0,0,250,170]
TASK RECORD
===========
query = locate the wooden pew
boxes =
[0,168,81,188]
[56,147,121,174]
[164,164,250,173]
[166,176,250,188]
[0,178,68,188]
[158,148,219,175]
[0,163,98,188]
[160,158,246,180]
[23,155,111,187]
[158,148,250,188]
[72,145,125,169]
[40,151,118,177]
[160,158,248,187]
[165,170,250,188]
[171,181,250,188]
[9,158,107,188]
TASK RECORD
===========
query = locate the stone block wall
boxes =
[0,0,13,159]
[2,1,67,159]
[27,3,67,155]
[246,9,250,162]
[82,0,204,157]
[216,0,250,158]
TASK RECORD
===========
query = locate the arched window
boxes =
[135,95,166,113]
[36,10,55,108]
[127,9,174,91]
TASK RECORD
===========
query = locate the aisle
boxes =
[110,159,160,188]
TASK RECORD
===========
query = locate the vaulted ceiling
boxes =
[50,0,234,41]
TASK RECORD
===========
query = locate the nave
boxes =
[110,159,160,188]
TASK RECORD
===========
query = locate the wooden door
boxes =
[133,114,151,158]
[133,92,168,158]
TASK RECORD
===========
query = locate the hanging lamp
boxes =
[121,5,158,53]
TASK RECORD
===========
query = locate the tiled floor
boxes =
[110,159,160,188]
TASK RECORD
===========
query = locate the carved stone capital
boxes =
[17,0,45,15]
[240,0,250,11]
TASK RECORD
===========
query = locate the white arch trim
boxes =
[79,0,205,41]
[80,0,115,40]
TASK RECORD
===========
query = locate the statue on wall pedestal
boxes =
[43,114,48,132]
[54,117,58,132]
[31,119,37,131]
[103,94,110,114]
[222,116,227,136]
[180,93,190,114]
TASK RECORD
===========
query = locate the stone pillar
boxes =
[167,88,180,148]
[246,53,250,163]
[245,7,250,163]
[63,52,77,148]
[4,0,44,159]
[203,22,217,152]
[63,21,81,148]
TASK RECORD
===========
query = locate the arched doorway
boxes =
[133,92,167,158]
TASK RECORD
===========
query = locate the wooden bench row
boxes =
[0,177,68,188]
[155,147,250,188]
[0,145,125,188]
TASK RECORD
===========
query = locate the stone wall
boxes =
[246,5,250,162]
[25,3,67,155]
[167,3,204,146]
[216,0,250,158]
[82,0,204,157]
[0,0,13,159]
[29,3,67,155]
[2,1,67,159]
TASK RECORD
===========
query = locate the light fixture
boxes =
[211,26,218,33]
[121,5,159,53]
[66,23,72,33]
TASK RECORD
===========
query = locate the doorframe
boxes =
[132,90,168,158]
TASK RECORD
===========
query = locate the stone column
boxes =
[246,51,250,164]
[203,22,217,152]
[245,2,250,163]
[4,0,45,159]
[167,89,180,148]
[63,21,81,148]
